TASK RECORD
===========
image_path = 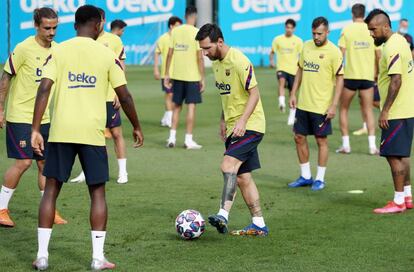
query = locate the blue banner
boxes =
[2,0,186,64]
[218,0,414,66]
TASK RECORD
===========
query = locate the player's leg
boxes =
[183,82,202,149]
[161,79,173,127]
[167,80,184,147]
[289,109,313,187]
[313,136,328,191]
[110,125,128,184]
[277,72,287,112]
[359,86,378,154]
[286,74,296,125]
[402,157,413,208]
[337,86,356,154]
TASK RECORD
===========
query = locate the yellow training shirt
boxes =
[3,36,56,124]
[169,24,201,82]
[96,31,126,101]
[297,40,344,114]
[378,33,414,119]
[271,34,303,75]
[338,22,376,80]
[42,37,127,146]
[156,32,173,78]
[212,48,265,136]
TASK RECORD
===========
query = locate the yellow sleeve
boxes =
[298,46,304,69]
[332,48,344,75]
[3,44,25,76]
[338,30,346,48]
[271,37,277,53]
[41,53,57,82]
[109,58,127,89]
[385,45,402,75]
[115,37,126,60]
[297,38,303,52]
[237,56,258,91]
[169,30,175,49]
[155,38,162,54]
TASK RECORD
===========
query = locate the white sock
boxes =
[394,191,405,205]
[166,110,173,120]
[37,228,52,258]
[91,230,106,260]
[288,108,296,119]
[185,134,193,143]
[252,216,266,228]
[117,158,127,176]
[169,129,176,141]
[342,136,350,149]
[363,122,367,130]
[0,186,15,210]
[404,185,412,197]
[278,96,285,107]
[368,135,376,149]
[217,208,229,221]
[161,111,167,121]
[300,162,311,179]
[40,191,44,197]
[315,166,326,182]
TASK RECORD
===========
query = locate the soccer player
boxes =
[365,9,414,214]
[288,17,344,191]
[31,5,143,270]
[0,7,67,227]
[70,7,129,184]
[336,3,379,155]
[269,19,303,125]
[196,24,268,236]
[164,6,205,149]
[110,19,127,37]
[154,16,183,128]
[397,19,414,58]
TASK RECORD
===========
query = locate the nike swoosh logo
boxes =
[319,122,325,128]
[112,113,117,119]
[380,140,385,146]
[245,66,249,71]
[231,140,238,145]
[95,236,104,238]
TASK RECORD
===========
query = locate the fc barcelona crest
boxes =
[225,69,231,76]
[319,54,325,59]
[19,140,26,148]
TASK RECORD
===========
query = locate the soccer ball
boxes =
[175,209,205,240]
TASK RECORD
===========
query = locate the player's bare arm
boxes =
[197,50,205,92]
[163,48,174,88]
[379,74,402,129]
[289,67,303,109]
[269,49,275,68]
[233,86,260,137]
[114,85,144,147]
[0,71,12,128]
[326,74,344,120]
[220,110,226,142]
[153,51,161,80]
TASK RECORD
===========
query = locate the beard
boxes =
[313,38,326,47]
[374,36,387,46]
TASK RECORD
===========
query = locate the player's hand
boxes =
[326,105,337,120]
[164,75,172,89]
[379,110,389,129]
[219,119,227,142]
[233,118,247,137]
[31,130,44,156]
[199,78,205,93]
[132,128,144,148]
[289,95,297,109]
[154,69,161,80]
[113,95,121,110]
[0,111,5,128]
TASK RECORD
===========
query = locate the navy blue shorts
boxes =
[380,118,414,157]
[293,108,332,136]
[172,80,202,105]
[344,79,375,91]
[374,84,380,102]
[6,122,49,160]
[161,78,173,93]
[44,143,109,185]
[106,102,121,128]
[277,71,295,91]
[224,130,263,175]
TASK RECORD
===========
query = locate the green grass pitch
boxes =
[0,66,413,271]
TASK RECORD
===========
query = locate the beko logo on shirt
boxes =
[68,72,97,89]
[35,68,42,82]
[303,60,320,72]
[216,81,231,95]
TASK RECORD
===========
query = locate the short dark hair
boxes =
[365,9,391,27]
[168,16,182,28]
[401,18,409,23]
[285,19,296,28]
[33,7,58,26]
[75,5,101,26]
[352,4,365,18]
[195,23,224,43]
[312,16,329,29]
[185,6,197,17]
[97,7,105,19]
[110,19,127,30]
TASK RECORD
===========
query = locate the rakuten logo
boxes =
[107,0,174,13]
[20,0,85,13]
[329,0,402,13]
[232,0,302,14]
[303,61,320,72]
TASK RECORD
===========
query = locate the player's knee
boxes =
[221,160,235,173]
[294,134,305,144]
[316,137,328,147]
[15,159,32,171]
[236,175,249,186]
[111,128,122,139]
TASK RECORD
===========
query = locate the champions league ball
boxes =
[175,210,205,240]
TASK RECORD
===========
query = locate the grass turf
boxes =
[0,66,413,271]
